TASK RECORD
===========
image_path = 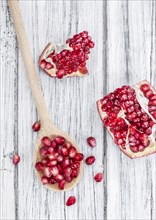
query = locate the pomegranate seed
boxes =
[94,173,104,182]
[40,60,47,69]
[49,177,56,184]
[39,146,48,156]
[47,160,57,166]
[61,147,69,157]
[85,156,95,165]
[45,62,54,70]
[56,69,65,79]
[66,196,76,206]
[64,167,72,177]
[145,90,154,99]
[64,142,71,149]
[87,136,97,147]
[43,167,52,178]
[51,140,57,148]
[65,176,73,183]
[41,157,49,165]
[74,153,84,161]
[12,154,20,165]
[69,147,77,158]
[41,176,49,185]
[41,136,51,147]
[47,146,54,154]
[57,164,64,174]
[35,162,44,172]
[55,136,65,145]
[61,158,70,168]
[71,169,79,178]
[32,121,40,132]
[57,155,64,162]
[140,84,150,93]
[50,166,59,176]
[59,180,66,190]
[55,174,64,183]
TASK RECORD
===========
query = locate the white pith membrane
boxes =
[38,32,94,78]
[97,80,156,159]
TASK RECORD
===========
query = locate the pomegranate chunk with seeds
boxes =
[97,80,156,159]
[35,135,83,190]
[39,31,94,79]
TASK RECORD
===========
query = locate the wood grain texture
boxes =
[0,0,156,220]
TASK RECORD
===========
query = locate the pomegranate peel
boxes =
[39,31,94,79]
[97,80,156,159]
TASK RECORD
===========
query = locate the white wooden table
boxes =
[1,1,156,219]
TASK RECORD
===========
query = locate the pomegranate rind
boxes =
[39,43,88,78]
[97,80,156,159]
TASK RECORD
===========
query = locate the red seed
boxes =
[66,196,76,206]
[65,176,73,183]
[50,166,59,176]
[71,169,79,178]
[87,136,97,147]
[59,180,66,190]
[45,62,54,70]
[74,153,84,161]
[85,156,95,165]
[35,162,44,172]
[40,60,47,69]
[39,146,48,156]
[32,121,40,132]
[41,176,49,185]
[55,174,64,183]
[140,84,150,93]
[64,167,72,177]
[12,154,20,165]
[55,136,65,145]
[94,173,104,182]
[47,146,55,154]
[43,167,52,178]
[61,147,69,157]
[61,158,70,168]
[56,69,65,79]
[57,155,64,162]
[41,136,51,147]
[69,147,77,158]
[49,177,56,184]
[51,140,57,148]
[47,160,57,166]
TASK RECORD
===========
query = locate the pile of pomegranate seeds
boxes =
[87,136,96,147]
[39,31,94,79]
[32,121,40,132]
[12,154,20,165]
[97,80,156,158]
[35,136,84,190]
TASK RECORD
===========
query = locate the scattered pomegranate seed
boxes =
[41,136,51,147]
[66,196,76,206]
[12,154,20,165]
[32,121,40,132]
[87,136,96,147]
[85,156,95,165]
[94,173,104,182]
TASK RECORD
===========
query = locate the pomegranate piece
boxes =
[85,156,95,165]
[32,121,40,132]
[35,135,82,190]
[12,154,20,165]
[97,80,156,159]
[87,136,96,147]
[94,173,104,182]
[39,31,94,79]
[66,196,76,206]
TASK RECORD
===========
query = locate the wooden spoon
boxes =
[8,0,83,191]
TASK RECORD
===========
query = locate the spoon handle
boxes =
[8,0,54,129]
